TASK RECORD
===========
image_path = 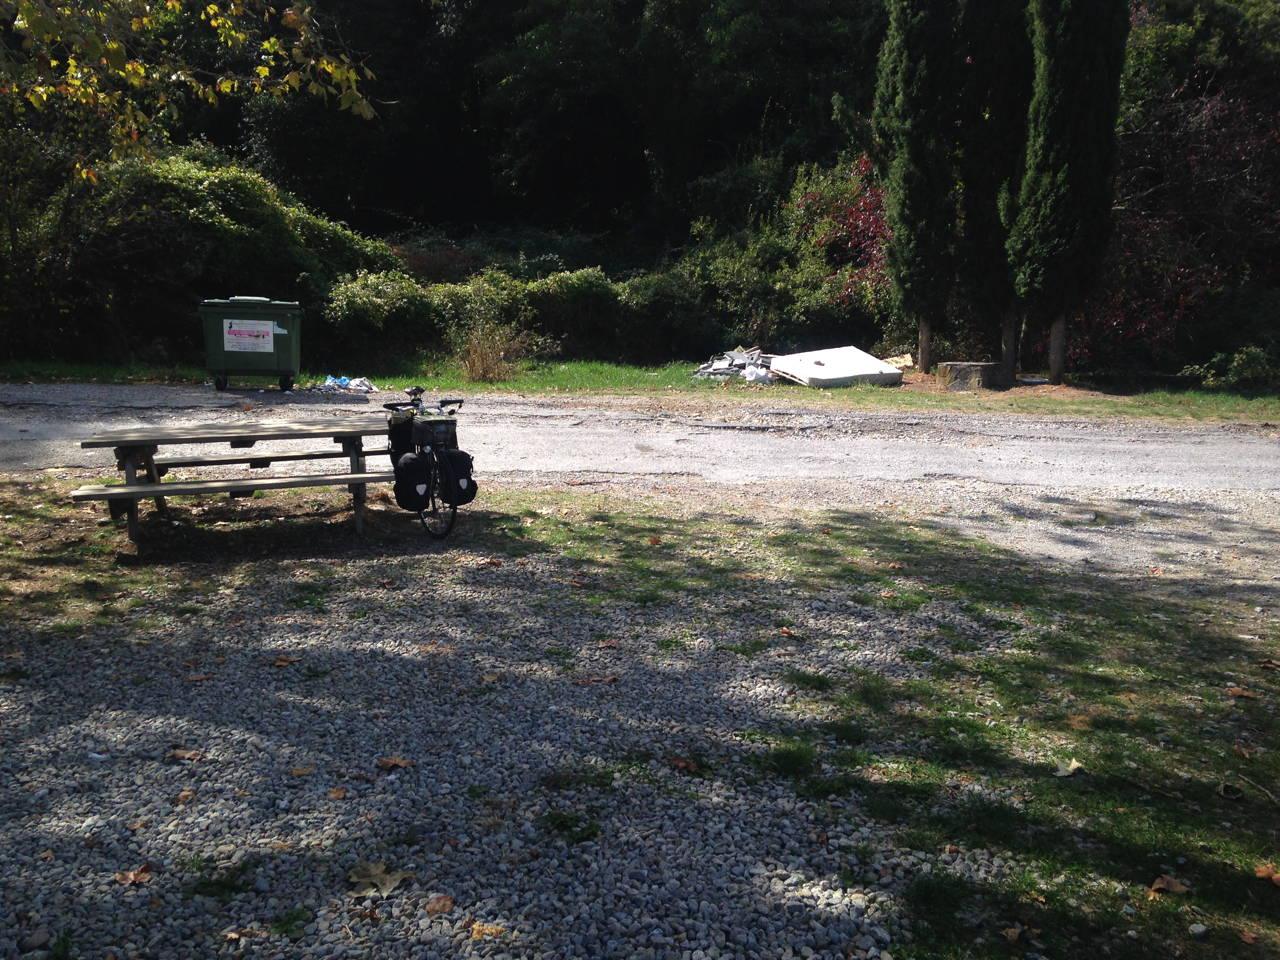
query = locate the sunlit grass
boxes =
[3,358,1277,421]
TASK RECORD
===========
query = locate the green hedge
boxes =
[8,148,396,363]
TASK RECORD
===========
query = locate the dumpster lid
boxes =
[200,297,301,308]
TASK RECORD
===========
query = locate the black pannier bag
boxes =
[392,451,432,511]
[387,411,415,465]
[437,449,478,506]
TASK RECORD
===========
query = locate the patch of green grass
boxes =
[49,932,74,960]
[288,581,329,612]
[718,638,769,657]
[845,671,894,711]
[756,742,818,779]
[270,907,313,940]
[8,359,1277,421]
[782,668,835,692]
[538,810,601,843]
[821,718,867,745]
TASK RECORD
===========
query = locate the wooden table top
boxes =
[80,416,416,449]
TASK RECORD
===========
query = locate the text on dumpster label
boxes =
[223,318,274,353]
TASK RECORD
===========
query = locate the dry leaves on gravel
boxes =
[271,655,302,668]
[469,921,505,940]
[376,756,414,771]
[289,765,316,777]
[1148,875,1190,899]
[114,864,154,886]
[347,861,413,898]
[424,894,455,916]
[175,788,195,805]
[168,748,204,763]
[327,787,348,800]
[573,675,618,686]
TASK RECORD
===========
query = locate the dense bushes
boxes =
[0,147,396,363]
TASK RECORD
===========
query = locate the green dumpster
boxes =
[199,297,302,391]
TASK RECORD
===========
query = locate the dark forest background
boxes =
[2,0,1278,384]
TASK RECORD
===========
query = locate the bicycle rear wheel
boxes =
[418,450,457,539]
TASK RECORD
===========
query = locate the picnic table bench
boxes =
[70,417,399,541]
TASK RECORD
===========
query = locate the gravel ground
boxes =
[2,512,1021,960]
[3,383,1278,959]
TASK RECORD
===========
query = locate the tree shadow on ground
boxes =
[1,480,1277,958]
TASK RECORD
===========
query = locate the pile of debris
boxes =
[694,345,907,388]
[694,346,775,383]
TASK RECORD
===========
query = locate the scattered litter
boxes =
[694,344,904,388]
[884,353,914,370]
[312,375,377,394]
[694,346,776,381]
[770,346,903,387]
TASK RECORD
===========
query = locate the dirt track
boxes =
[2,381,1278,584]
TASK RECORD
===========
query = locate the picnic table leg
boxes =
[121,449,142,543]
[142,448,168,516]
[345,438,366,534]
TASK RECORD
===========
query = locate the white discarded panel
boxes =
[770,346,903,387]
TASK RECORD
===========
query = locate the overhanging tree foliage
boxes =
[1006,0,1130,383]
[871,0,958,373]
[0,0,372,171]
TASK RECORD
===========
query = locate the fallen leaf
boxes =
[1227,686,1259,699]
[1148,875,1190,898]
[424,894,455,916]
[779,627,794,637]
[114,863,154,885]
[327,787,348,800]
[1002,924,1024,943]
[125,819,148,832]
[885,561,905,570]
[647,536,662,546]
[573,675,618,686]
[669,756,700,774]
[184,673,214,683]
[1234,742,1258,760]
[597,639,620,649]
[569,577,587,588]
[350,906,382,924]
[38,849,54,861]
[1255,863,1280,887]
[272,655,301,668]
[1054,758,1085,777]
[1240,930,1258,944]
[223,929,265,942]
[469,921,505,940]
[478,557,503,568]
[168,748,204,763]
[347,861,413,897]
[175,788,195,805]
[290,765,316,777]
[376,756,414,771]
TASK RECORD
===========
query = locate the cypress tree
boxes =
[871,0,958,374]
[955,0,1034,384]
[1006,0,1130,383]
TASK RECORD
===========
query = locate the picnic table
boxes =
[70,417,398,541]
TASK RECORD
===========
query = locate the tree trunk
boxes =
[1048,313,1066,384]
[1000,309,1020,386]
[918,318,933,374]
